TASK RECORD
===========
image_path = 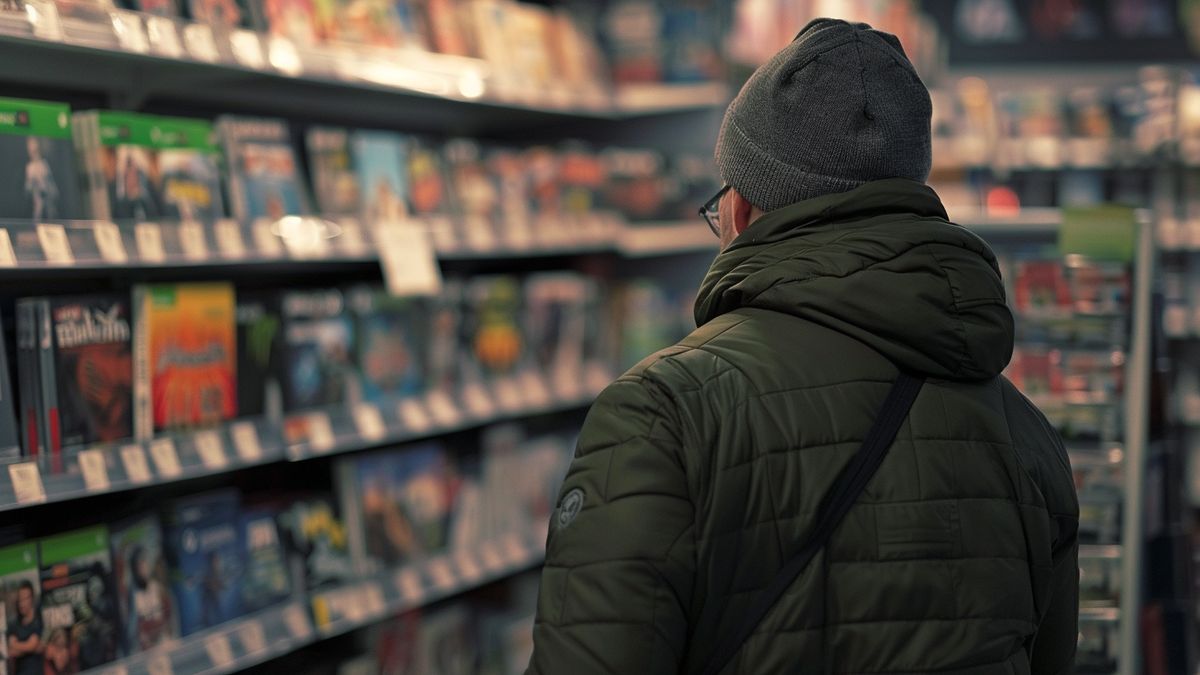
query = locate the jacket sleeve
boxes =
[1029,512,1079,675]
[526,374,696,675]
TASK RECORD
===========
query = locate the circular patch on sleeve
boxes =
[557,488,585,529]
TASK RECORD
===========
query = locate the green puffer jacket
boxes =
[527,179,1079,675]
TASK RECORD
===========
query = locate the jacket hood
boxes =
[694,178,1014,381]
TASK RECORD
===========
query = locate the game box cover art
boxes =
[349,287,426,402]
[463,276,525,380]
[37,526,119,672]
[236,291,283,419]
[275,495,352,592]
[352,130,409,224]
[306,127,361,216]
[0,98,84,221]
[239,507,290,613]
[280,290,356,411]
[134,283,237,438]
[163,490,245,637]
[109,513,176,654]
[218,116,310,222]
[0,542,40,675]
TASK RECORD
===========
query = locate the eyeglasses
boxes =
[699,184,731,237]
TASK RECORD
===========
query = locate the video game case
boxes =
[133,282,237,438]
[280,289,356,411]
[0,314,20,460]
[240,506,291,613]
[0,97,86,221]
[406,136,455,223]
[38,525,120,670]
[185,0,252,29]
[217,116,311,223]
[338,443,453,575]
[236,291,284,420]
[461,276,526,382]
[34,300,58,473]
[351,130,409,224]
[444,139,500,248]
[413,604,476,675]
[162,490,245,637]
[109,512,178,655]
[14,300,42,462]
[274,494,353,593]
[426,279,462,395]
[348,286,426,403]
[118,0,178,16]
[523,274,587,390]
[306,127,361,217]
[0,541,40,675]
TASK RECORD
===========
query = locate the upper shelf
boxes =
[0,6,728,133]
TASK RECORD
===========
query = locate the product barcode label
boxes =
[111,10,148,53]
[183,23,219,63]
[135,222,166,263]
[230,421,263,462]
[0,229,17,267]
[120,445,152,484]
[214,219,246,259]
[93,222,128,263]
[178,220,208,261]
[352,403,386,441]
[238,620,267,655]
[149,438,182,478]
[78,449,110,492]
[37,223,72,265]
[205,634,235,669]
[8,462,45,504]
[146,16,182,58]
[192,430,227,470]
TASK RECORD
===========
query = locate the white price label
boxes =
[178,220,208,261]
[454,550,483,582]
[283,603,312,641]
[253,219,284,258]
[394,568,422,602]
[352,403,386,441]
[101,665,128,675]
[397,399,432,434]
[192,430,228,470]
[112,10,148,53]
[146,16,182,58]
[214,219,246,259]
[479,541,505,572]
[336,218,367,257]
[425,390,461,427]
[26,0,62,40]
[521,371,551,408]
[502,534,527,564]
[266,35,303,76]
[230,29,265,69]
[146,651,173,675]
[8,462,45,504]
[238,620,267,655]
[428,558,456,590]
[463,383,495,419]
[362,582,386,617]
[464,216,497,252]
[135,222,166,263]
[37,223,72,265]
[119,444,152,484]
[230,421,263,462]
[149,438,182,478]
[0,229,17,267]
[78,449,110,492]
[305,413,335,453]
[378,221,442,297]
[183,23,219,62]
[493,377,524,412]
[204,634,235,669]
[93,222,127,263]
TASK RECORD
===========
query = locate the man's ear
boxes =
[731,188,755,235]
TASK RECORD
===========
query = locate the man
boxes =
[8,580,43,675]
[527,18,1079,675]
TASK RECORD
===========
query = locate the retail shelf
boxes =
[612,82,730,114]
[0,367,609,514]
[953,208,1064,235]
[1080,544,1123,560]
[617,221,719,257]
[81,531,544,675]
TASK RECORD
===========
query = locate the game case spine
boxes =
[216,118,250,223]
[334,457,369,575]
[0,314,21,459]
[15,301,39,460]
[34,299,62,473]
[132,285,152,441]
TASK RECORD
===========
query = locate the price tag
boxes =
[394,567,422,602]
[230,29,265,69]
[425,390,461,427]
[454,549,483,582]
[463,216,497,252]
[283,603,312,641]
[479,541,505,572]
[278,217,330,260]
[183,23,219,63]
[253,219,284,258]
[336,218,367,257]
[120,444,152,484]
[78,449,110,492]
[521,371,551,409]
[362,582,386,617]
[352,403,386,442]
[266,35,303,76]
[25,0,62,41]
[238,619,267,655]
[8,462,45,505]
[146,652,173,675]
[146,16,183,58]
[230,421,263,462]
[0,229,17,267]
[428,558,456,590]
[178,220,208,261]
[462,382,495,419]
[214,219,246,259]
[136,222,166,263]
[339,586,366,623]
[111,10,148,53]
[192,430,227,470]
[100,665,128,675]
[304,412,335,453]
[502,534,527,564]
[204,634,235,669]
[36,223,72,265]
[493,377,525,412]
[93,222,128,263]
[377,221,442,297]
[397,399,432,434]
[149,438,182,479]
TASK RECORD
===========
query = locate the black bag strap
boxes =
[701,373,925,675]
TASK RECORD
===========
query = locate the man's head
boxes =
[713,18,932,239]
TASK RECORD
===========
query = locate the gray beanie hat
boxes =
[716,18,932,211]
